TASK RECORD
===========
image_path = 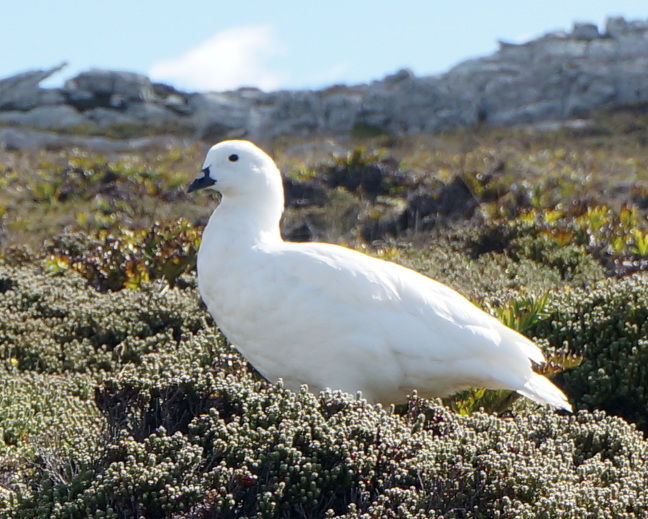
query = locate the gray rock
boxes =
[606,17,630,38]
[393,78,449,133]
[615,34,648,59]
[0,64,66,111]
[84,107,139,127]
[383,68,415,84]
[321,88,363,134]
[63,89,98,110]
[0,126,191,152]
[124,102,186,125]
[565,74,616,116]
[532,39,588,62]
[0,104,87,129]
[161,93,193,115]
[541,30,569,41]
[572,23,600,41]
[64,69,155,102]
[615,69,648,105]
[357,89,395,130]
[189,90,262,140]
[84,103,189,130]
[247,91,324,140]
[629,20,648,32]
[495,43,535,64]
[587,39,619,59]
[272,91,323,138]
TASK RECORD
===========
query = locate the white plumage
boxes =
[188,140,572,411]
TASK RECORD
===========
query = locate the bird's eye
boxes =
[228,154,239,162]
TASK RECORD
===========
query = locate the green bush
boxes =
[0,264,206,374]
[8,371,648,518]
[3,263,648,518]
[0,372,100,457]
[0,372,102,509]
[17,153,186,206]
[44,219,201,291]
[531,274,648,432]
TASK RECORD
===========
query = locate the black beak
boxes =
[188,167,216,193]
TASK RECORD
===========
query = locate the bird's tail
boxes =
[517,372,572,412]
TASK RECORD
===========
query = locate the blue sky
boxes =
[3,1,647,92]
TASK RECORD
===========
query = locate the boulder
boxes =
[606,17,630,38]
[151,82,194,115]
[392,77,478,134]
[572,23,600,41]
[629,20,648,31]
[533,39,589,61]
[0,64,66,111]
[586,38,620,59]
[124,102,187,126]
[189,90,263,140]
[64,69,155,100]
[615,34,648,59]
[565,72,616,116]
[0,105,87,129]
[357,89,395,130]
[84,107,139,127]
[63,70,156,111]
[321,88,363,134]
[252,91,323,140]
[615,68,648,105]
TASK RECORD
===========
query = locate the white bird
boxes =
[188,140,572,411]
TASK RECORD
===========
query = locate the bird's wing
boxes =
[274,241,545,369]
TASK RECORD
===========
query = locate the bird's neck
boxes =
[206,193,284,247]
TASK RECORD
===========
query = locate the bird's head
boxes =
[188,140,282,200]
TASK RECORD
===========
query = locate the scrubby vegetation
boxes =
[1,112,647,517]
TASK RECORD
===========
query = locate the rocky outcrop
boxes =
[0,63,67,111]
[443,17,648,126]
[2,17,648,149]
[0,127,191,152]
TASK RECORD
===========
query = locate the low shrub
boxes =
[0,264,206,374]
[531,274,648,432]
[0,176,645,518]
[8,371,648,518]
[44,219,201,291]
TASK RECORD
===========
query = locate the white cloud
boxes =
[149,24,284,92]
